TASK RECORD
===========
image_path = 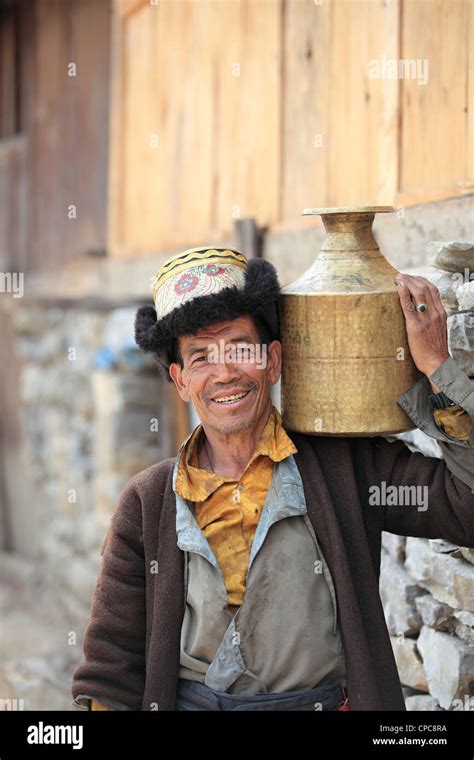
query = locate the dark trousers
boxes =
[176,677,349,711]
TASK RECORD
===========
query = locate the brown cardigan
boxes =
[71,429,474,711]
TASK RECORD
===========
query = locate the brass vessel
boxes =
[280,206,421,436]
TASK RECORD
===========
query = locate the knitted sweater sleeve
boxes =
[70,475,146,711]
[363,355,474,549]
[367,432,474,547]
[351,357,472,546]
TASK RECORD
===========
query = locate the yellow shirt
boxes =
[175,404,297,608]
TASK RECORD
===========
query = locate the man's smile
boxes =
[209,387,254,407]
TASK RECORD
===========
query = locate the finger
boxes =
[424,279,447,321]
[411,276,448,327]
[406,276,435,311]
[395,279,419,321]
[413,276,440,312]
[395,275,434,315]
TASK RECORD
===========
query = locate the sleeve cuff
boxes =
[428,356,474,414]
[396,357,473,447]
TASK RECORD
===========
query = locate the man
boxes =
[71,247,474,711]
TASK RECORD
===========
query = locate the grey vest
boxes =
[173,452,347,695]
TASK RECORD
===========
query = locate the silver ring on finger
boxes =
[416,302,428,313]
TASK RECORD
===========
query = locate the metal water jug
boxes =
[280,206,421,436]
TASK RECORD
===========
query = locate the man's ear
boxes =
[169,362,191,402]
[267,340,282,385]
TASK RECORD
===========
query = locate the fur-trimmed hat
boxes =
[134,246,281,383]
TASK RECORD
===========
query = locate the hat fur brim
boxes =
[134,257,281,381]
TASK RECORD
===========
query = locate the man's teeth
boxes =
[214,391,248,403]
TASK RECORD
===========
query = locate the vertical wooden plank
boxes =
[32,0,65,268]
[109,0,216,255]
[119,0,159,250]
[369,0,401,204]
[107,0,282,256]
[69,0,111,253]
[327,0,400,206]
[0,135,27,272]
[281,0,331,217]
[0,10,17,138]
[29,0,111,269]
[466,0,474,183]
[215,0,282,233]
[107,0,125,258]
[152,0,215,246]
[400,0,468,197]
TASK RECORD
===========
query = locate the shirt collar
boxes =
[174,404,298,502]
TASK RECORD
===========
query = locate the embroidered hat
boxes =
[134,246,281,383]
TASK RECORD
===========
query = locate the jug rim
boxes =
[302,206,394,215]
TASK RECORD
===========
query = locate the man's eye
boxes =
[193,356,206,364]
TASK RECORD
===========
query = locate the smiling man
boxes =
[71,247,474,712]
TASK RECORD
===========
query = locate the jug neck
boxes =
[319,212,379,255]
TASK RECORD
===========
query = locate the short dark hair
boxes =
[157,313,275,383]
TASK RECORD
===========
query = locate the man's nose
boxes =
[210,354,241,382]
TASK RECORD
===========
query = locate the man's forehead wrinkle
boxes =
[184,333,256,356]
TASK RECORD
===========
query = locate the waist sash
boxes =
[176,677,348,711]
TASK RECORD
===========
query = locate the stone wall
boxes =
[380,242,474,711]
[0,301,175,709]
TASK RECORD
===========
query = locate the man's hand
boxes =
[394,273,450,393]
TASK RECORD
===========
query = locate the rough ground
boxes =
[0,551,83,711]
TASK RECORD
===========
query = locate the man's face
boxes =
[169,315,281,434]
